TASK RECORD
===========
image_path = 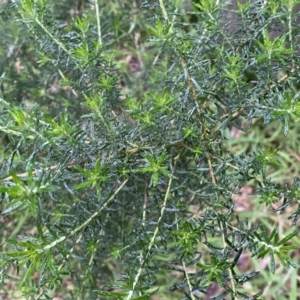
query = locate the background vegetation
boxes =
[0,0,300,299]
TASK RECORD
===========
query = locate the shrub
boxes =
[0,0,299,299]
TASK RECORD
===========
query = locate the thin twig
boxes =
[41,178,128,252]
[183,261,196,300]
[94,0,102,45]
[125,156,178,300]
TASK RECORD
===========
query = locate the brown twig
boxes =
[0,160,78,182]
[0,140,188,183]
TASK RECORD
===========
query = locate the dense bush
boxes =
[0,0,299,299]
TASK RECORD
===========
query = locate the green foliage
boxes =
[0,0,299,299]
